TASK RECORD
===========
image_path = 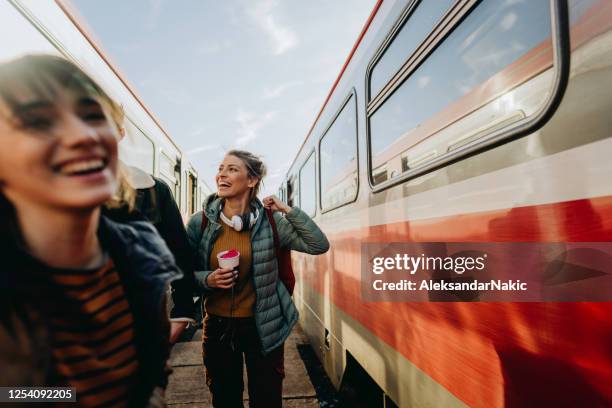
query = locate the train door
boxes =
[187,171,198,215]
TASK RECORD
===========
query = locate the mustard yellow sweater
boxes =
[205,223,255,317]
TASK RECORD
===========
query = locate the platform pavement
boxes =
[166,324,319,407]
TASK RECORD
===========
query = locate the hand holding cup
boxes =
[206,249,240,289]
[206,267,236,289]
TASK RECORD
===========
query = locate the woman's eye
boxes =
[82,111,106,123]
[21,116,53,130]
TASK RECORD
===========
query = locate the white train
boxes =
[281,0,612,406]
[1,0,211,218]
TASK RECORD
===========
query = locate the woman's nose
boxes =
[56,113,99,147]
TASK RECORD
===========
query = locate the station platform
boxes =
[166,324,324,407]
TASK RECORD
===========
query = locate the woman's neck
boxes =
[14,202,103,269]
[222,192,251,218]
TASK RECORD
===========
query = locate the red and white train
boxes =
[280,0,612,406]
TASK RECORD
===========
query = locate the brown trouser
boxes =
[202,314,285,408]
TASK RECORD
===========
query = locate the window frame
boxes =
[366,0,456,103]
[298,150,317,218]
[125,117,156,174]
[318,89,360,214]
[364,0,571,193]
[186,170,198,215]
[158,150,179,199]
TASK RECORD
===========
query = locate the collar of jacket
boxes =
[98,215,182,286]
[1,215,182,292]
[203,194,266,236]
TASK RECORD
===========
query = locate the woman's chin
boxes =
[62,190,115,210]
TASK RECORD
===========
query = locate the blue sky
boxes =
[68,0,376,196]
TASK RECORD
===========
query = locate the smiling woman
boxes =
[185,148,329,407]
[0,55,181,408]
[0,55,121,210]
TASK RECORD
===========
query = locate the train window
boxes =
[369,0,455,99]
[299,152,316,217]
[279,186,284,203]
[188,172,197,215]
[119,119,156,174]
[368,0,553,186]
[319,93,358,212]
[278,183,287,203]
[174,160,182,209]
[159,152,178,199]
[287,176,298,208]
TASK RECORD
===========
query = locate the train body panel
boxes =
[283,0,612,406]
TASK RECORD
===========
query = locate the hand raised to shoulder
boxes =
[262,195,292,213]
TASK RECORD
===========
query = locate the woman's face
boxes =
[216,154,256,199]
[0,86,119,211]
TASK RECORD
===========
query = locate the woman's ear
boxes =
[247,176,259,189]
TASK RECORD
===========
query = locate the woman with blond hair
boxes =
[0,55,180,407]
[185,149,329,407]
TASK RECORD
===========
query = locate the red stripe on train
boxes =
[296,196,612,407]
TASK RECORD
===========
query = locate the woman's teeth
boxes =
[60,159,105,175]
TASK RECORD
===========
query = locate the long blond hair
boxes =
[105,104,136,211]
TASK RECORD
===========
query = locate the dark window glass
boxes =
[370,0,455,98]
[299,153,316,216]
[320,95,358,210]
[287,177,297,208]
[369,0,552,184]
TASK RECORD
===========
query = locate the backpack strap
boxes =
[200,211,208,239]
[265,208,281,254]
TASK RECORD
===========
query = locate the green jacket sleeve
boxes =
[273,206,330,254]
[186,212,214,294]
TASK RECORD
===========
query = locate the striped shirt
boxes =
[48,259,139,407]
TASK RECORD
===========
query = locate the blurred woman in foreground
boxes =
[0,55,180,407]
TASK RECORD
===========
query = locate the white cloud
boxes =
[417,76,431,88]
[266,159,291,179]
[262,80,303,99]
[500,12,518,31]
[262,16,298,55]
[144,0,163,31]
[197,39,234,55]
[235,109,278,146]
[246,0,299,55]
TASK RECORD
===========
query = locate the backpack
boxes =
[200,208,295,295]
[134,178,165,226]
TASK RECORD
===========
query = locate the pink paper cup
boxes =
[217,250,240,271]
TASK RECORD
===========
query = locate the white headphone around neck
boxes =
[219,207,260,232]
